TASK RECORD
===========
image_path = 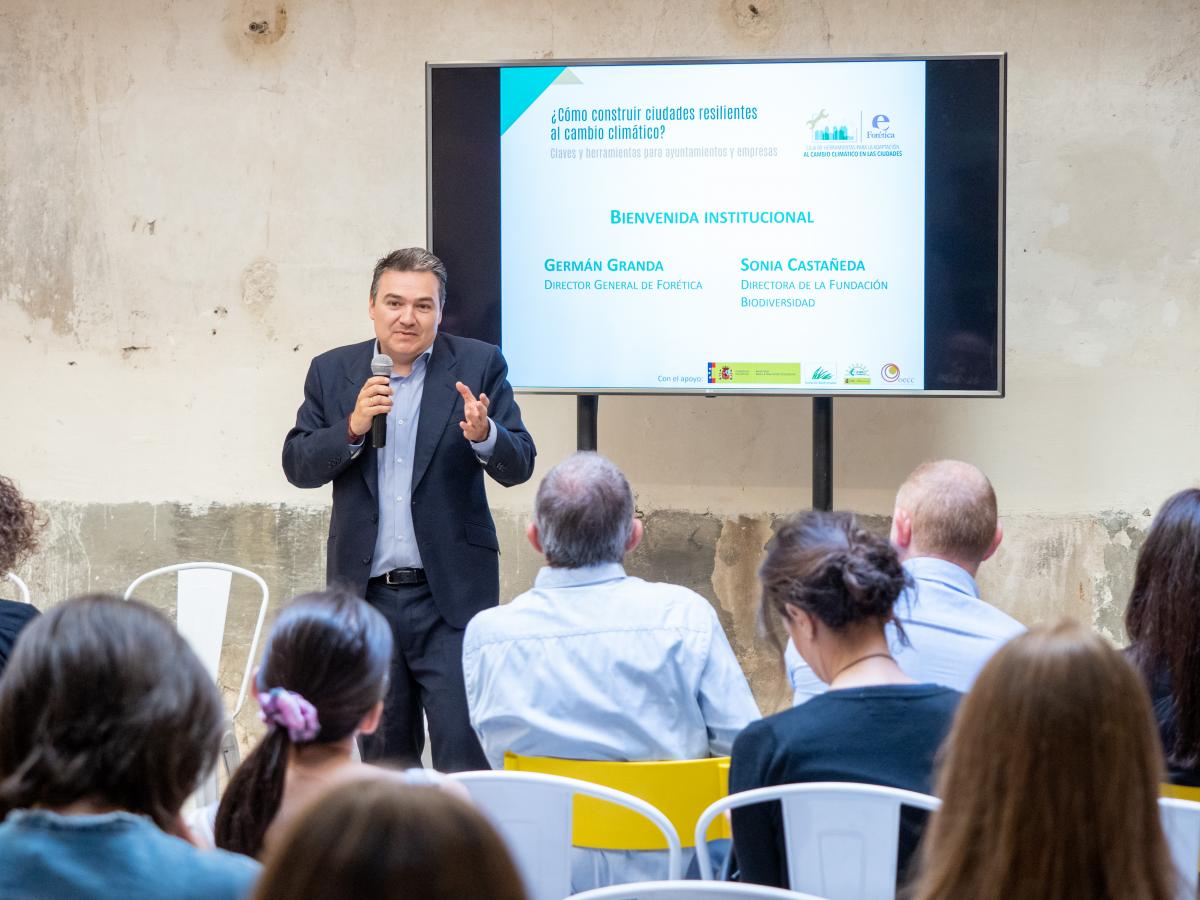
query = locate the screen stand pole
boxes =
[577,394,599,452]
[812,396,833,511]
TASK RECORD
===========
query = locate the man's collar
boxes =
[534,562,627,589]
[903,556,980,598]
[373,339,433,373]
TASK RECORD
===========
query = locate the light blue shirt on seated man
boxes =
[786,556,1026,704]
[463,562,760,769]
[463,561,760,889]
[349,346,497,577]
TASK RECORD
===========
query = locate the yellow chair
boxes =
[1162,782,1200,804]
[504,753,732,851]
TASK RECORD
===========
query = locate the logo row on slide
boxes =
[703,362,914,386]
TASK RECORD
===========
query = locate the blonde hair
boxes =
[911,620,1174,900]
[895,460,996,563]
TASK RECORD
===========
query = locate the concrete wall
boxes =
[2,0,1198,728]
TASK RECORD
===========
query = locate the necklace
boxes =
[829,651,895,683]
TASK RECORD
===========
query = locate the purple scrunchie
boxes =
[258,687,320,742]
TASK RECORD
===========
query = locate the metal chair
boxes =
[570,881,826,899]
[449,769,683,900]
[3,572,31,604]
[694,782,940,900]
[123,562,270,803]
[1160,796,1200,900]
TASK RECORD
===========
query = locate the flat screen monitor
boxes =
[428,55,1005,396]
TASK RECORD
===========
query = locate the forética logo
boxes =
[881,363,901,382]
[867,113,895,139]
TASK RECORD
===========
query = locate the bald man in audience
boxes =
[786,460,1025,703]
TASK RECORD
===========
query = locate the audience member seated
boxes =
[214,590,393,858]
[911,620,1175,900]
[463,451,760,889]
[785,459,1024,703]
[252,774,526,900]
[0,475,44,677]
[0,594,259,899]
[1125,487,1200,786]
[730,510,960,890]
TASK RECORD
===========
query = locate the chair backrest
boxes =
[570,880,827,899]
[695,782,940,900]
[3,572,31,604]
[123,562,269,716]
[448,770,682,900]
[505,753,731,849]
[1160,796,1200,900]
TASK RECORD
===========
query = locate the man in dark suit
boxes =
[282,248,535,771]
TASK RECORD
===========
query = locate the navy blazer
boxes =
[282,332,536,628]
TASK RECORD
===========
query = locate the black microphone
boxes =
[370,354,393,449]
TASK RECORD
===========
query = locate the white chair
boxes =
[570,880,827,899]
[123,562,270,803]
[1160,796,1200,900]
[3,572,31,604]
[694,782,940,900]
[448,770,683,900]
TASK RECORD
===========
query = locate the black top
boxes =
[729,683,961,890]
[0,598,39,678]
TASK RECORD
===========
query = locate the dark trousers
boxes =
[359,580,488,773]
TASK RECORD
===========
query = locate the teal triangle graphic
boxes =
[500,66,566,135]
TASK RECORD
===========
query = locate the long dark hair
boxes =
[1126,488,1200,770]
[253,776,527,900]
[0,594,223,833]
[759,510,910,648]
[214,590,392,857]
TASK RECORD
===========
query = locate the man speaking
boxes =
[283,248,536,771]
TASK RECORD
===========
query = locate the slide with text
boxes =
[500,60,926,391]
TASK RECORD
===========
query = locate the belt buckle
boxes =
[385,569,403,586]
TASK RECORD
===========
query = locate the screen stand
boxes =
[812,397,833,511]
[577,394,599,452]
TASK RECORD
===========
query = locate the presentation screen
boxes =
[428,55,1004,396]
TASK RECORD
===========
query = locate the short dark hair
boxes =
[1126,487,1200,770]
[534,453,635,568]
[0,594,223,832]
[0,475,45,574]
[370,248,447,305]
[253,776,528,900]
[759,510,910,637]
[215,590,393,857]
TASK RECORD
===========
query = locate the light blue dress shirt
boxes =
[350,343,497,578]
[785,556,1026,704]
[463,562,760,890]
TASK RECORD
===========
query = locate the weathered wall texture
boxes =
[2,0,1198,725]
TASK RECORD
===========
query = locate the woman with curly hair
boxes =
[0,475,44,677]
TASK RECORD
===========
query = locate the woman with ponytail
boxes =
[214,589,393,858]
[729,510,960,891]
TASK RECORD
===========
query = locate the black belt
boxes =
[372,567,427,586]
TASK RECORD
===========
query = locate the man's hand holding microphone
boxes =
[348,353,492,448]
